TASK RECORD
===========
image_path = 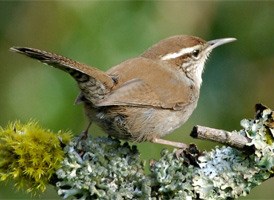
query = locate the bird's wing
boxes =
[97,57,197,110]
[96,78,164,107]
[10,47,114,103]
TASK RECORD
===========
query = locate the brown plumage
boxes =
[11,35,236,148]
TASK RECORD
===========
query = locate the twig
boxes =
[190,125,251,149]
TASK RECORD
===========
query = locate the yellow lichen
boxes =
[0,121,71,193]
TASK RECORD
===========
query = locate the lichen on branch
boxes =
[0,104,273,199]
[54,104,274,199]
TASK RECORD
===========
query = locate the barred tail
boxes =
[10,47,114,103]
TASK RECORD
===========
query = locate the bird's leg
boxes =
[78,121,92,140]
[151,137,189,149]
[76,122,92,156]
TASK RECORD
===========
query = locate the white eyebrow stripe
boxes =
[161,45,200,60]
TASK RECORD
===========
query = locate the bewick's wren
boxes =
[10,35,236,148]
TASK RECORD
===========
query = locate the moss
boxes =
[0,121,71,193]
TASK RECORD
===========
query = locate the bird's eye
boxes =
[192,49,200,57]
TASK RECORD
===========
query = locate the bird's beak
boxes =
[206,38,237,51]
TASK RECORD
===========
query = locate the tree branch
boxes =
[54,104,274,199]
[0,104,273,199]
[190,125,251,149]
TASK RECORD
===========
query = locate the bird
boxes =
[10,35,236,149]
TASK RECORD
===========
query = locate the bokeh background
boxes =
[0,1,273,199]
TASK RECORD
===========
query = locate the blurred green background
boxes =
[0,1,273,199]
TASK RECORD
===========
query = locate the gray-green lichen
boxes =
[55,105,274,199]
[56,137,149,199]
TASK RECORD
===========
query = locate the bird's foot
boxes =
[151,138,202,166]
[78,122,92,141]
[76,122,92,156]
[175,144,202,167]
